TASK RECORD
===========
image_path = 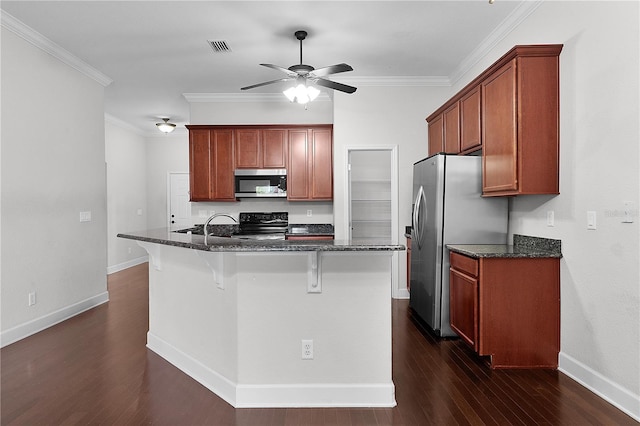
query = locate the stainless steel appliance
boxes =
[410,154,508,337]
[234,169,287,198]
[233,212,288,240]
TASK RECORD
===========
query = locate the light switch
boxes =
[547,211,554,227]
[587,211,596,230]
[79,211,92,222]
[623,201,634,223]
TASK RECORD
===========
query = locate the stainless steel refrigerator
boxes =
[410,154,508,337]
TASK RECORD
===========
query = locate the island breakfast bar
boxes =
[118,228,405,408]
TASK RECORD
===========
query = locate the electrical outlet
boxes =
[128,247,132,254]
[307,210,312,217]
[28,292,36,306]
[547,210,554,227]
[79,211,92,222]
[302,339,313,360]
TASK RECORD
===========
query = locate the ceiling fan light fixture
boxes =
[156,118,176,133]
[283,84,320,104]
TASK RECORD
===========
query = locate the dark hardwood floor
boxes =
[1,263,636,425]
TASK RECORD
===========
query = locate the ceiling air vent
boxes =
[208,40,232,53]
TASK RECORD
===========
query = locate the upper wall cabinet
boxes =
[287,126,333,201]
[459,85,482,153]
[426,44,562,196]
[188,128,236,202]
[187,125,332,202]
[482,46,562,196]
[427,114,444,156]
[235,128,288,169]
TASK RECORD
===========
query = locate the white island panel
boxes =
[137,241,396,408]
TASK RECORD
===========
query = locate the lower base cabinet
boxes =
[449,251,560,369]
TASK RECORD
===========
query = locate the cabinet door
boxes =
[262,129,287,168]
[443,103,460,154]
[427,115,443,156]
[211,129,235,201]
[482,59,518,194]
[450,267,478,349]
[189,129,212,201]
[234,129,261,168]
[287,129,310,200]
[310,128,333,200]
[460,86,482,152]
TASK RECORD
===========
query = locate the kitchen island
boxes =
[117,228,404,408]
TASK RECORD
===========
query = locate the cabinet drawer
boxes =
[450,251,478,277]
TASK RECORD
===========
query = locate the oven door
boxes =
[234,169,287,198]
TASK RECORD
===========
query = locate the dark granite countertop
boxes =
[118,228,403,253]
[447,234,562,259]
[174,223,334,238]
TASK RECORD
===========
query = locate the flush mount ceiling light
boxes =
[156,118,176,133]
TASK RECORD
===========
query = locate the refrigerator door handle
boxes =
[413,186,426,250]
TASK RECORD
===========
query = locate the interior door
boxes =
[169,172,191,230]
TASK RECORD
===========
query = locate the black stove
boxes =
[234,212,288,239]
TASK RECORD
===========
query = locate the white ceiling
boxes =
[1,1,535,134]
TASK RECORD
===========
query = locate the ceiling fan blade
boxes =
[309,63,353,77]
[241,77,293,91]
[260,63,298,77]
[313,77,357,94]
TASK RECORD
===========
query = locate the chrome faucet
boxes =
[203,213,237,245]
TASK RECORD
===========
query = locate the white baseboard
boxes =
[559,352,640,422]
[107,255,148,275]
[393,288,410,300]
[0,291,109,348]
[147,332,238,407]
[147,332,396,408]
[235,383,396,408]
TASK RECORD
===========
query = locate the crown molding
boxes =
[337,76,450,87]
[1,11,113,87]
[449,0,545,85]
[183,92,333,103]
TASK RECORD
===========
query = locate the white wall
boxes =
[334,85,451,297]
[441,1,639,419]
[105,118,148,273]
[1,28,109,345]
[146,132,190,229]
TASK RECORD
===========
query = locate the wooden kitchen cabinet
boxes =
[443,103,460,154]
[188,128,235,202]
[425,45,562,195]
[449,251,560,369]
[287,126,333,201]
[482,45,562,196]
[235,128,287,169]
[427,114,443,156]
[459,85,482,153]
[449,252,478,348]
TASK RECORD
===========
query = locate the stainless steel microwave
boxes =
[234,169,287,198]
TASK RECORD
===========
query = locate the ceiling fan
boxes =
[241,30,357,103]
